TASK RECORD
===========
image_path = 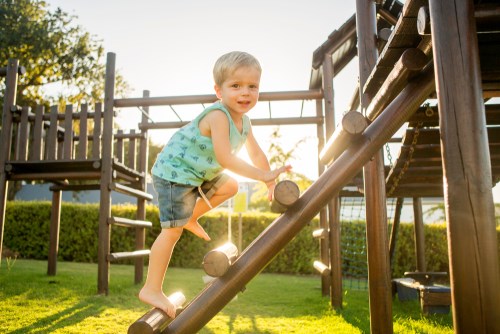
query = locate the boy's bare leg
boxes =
[184,178,239,240]
[139,227,183,318]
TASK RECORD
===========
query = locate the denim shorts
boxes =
[152,173,229,229]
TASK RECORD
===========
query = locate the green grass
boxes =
[0,260,453,333]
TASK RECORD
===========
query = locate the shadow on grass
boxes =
[8,301,106,334]
[337,289,371,333]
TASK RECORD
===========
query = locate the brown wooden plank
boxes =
[115,129,124,163]
[46,106,59,160]
[30,105,44,161]
[92,103,102,159]
[128,130,136,170]
[78,104,89,159]
[420,289,452,306]
[63,105,73,159]
[16,106,30,161]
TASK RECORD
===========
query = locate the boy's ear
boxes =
[214,84,222,99]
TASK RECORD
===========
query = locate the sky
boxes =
[45,0,360,182]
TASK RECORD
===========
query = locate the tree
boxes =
[0,0,129,112]
[249,127,313,211]
[0,0,129,200]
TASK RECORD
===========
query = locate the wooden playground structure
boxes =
[1,0,500,333]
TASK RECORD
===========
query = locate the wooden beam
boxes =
[357,0,393,332]
[429,0,500,332]
[97,52,116,295]
[366,48,429,121]
[0,59,19,266]
[412,197,426,272]
[320,111,368,165]
[114,90,323,108]
[389,198,404,269]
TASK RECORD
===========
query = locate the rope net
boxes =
[340,197,397,290]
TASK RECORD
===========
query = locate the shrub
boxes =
[4,201,499,278]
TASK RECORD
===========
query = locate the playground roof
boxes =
[309,0,403,90]
[315,0,500,198]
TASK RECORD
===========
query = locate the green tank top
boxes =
[151,102,250,186]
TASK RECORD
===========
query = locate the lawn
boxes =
[0,259,453,333]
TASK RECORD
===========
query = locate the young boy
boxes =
[139,51,292,318]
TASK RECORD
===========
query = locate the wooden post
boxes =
[357,0,393,332]
[389,197,404,270]
[315,98,330,297]
[47,190,62,275]
[165,67,436,334]
[323,53,343,307]
[0,59,19,264]
[97,52,116,295]
[329,195,342,308]
[135,90,150,284]
[364,149,393,334]
[412,197,426,272]
[429,0,500,332]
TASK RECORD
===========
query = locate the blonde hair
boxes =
[213,51,262,86]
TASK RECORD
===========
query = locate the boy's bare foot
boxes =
[139,286,176,318]
[184,220,211,241]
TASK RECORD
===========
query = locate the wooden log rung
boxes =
[313,260,331,276]
[312,228,328,239]
[202,242,239,277]
[319,110,368,165]
[128,292,186,334]
[108,249,150,262]
[110,182,153,200]
[109,216,152,228]
[270,180,300,213]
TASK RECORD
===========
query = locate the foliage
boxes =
[250,126,313,211]
[147,139,163,173]
[5,201,497,279]
[0,0,129,111]
[424,203,446,221]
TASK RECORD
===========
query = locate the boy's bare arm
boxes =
[245,125,271,172]
[207,110,287,183]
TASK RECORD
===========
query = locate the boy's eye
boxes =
[231,84,239,88]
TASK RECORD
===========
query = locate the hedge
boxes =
[3,201,500,278]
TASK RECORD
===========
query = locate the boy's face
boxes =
[214,66,260,116]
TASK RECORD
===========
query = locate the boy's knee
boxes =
[225,177,239,197]
[162,227,183,240]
